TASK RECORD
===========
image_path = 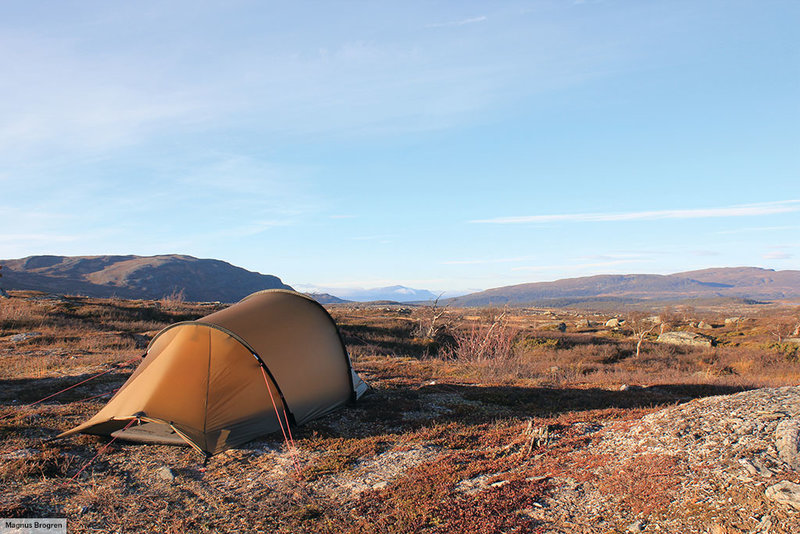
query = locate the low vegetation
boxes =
[1,291,799,532]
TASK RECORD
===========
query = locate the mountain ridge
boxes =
[445,267,800,307]
[1,254,292,303]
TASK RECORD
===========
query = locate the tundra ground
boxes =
[1,292,799,533]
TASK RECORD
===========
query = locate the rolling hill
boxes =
[445,267,800,307]
[0,254,292,303]
[4,256,798,308]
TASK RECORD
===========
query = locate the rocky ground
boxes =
[206,384,800,533]
[256,385,800,533]
[524,386,800,533]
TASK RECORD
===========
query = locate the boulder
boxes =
[697,321,713,330]
[656,331,714,348]
[157,466,175,482]
[605,318,620,328]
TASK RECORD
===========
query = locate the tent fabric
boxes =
[59,290,367,455]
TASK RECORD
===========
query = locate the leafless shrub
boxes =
[658,306,682,334]
[441,310,519,362]
[627,311,660,358]
[159,288,186,310]
[767,307,800,343]
[413,293,448,339]
[680,305,697,323]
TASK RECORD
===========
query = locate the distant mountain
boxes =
[445,267,800,307]
[0,254,292,302]
[335,285,438,303]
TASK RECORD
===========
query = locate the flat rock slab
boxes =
[766,481,800,510]
[656,331,714,347]
[776,419,800,470]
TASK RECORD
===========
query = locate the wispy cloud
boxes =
[443,252,657,267]
[578,253,656,261]
[350,234,396,242]
[715,225,800,235]
[0,31,207,161]
[763,251,792,260]
[441,256,530,265]
[512,258,655,272]
[471,200,800,225]
[0,233,80,244]
[426,16,487,28]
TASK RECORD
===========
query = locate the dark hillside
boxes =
[1,254,292,302]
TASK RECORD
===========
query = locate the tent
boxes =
[59,289,368,455]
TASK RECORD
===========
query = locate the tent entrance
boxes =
[111,421,189,446]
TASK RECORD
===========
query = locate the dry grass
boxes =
[0,292,220,380]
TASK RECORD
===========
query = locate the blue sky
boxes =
[2,1,798,295]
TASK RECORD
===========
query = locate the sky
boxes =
[1,1,798,296]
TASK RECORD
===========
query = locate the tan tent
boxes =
[59,290,368,455]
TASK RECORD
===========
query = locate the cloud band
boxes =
[471,200,800,224]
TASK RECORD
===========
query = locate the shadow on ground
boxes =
[292,381,753,441]
[0,366,754,452]
[0,372,133,406]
